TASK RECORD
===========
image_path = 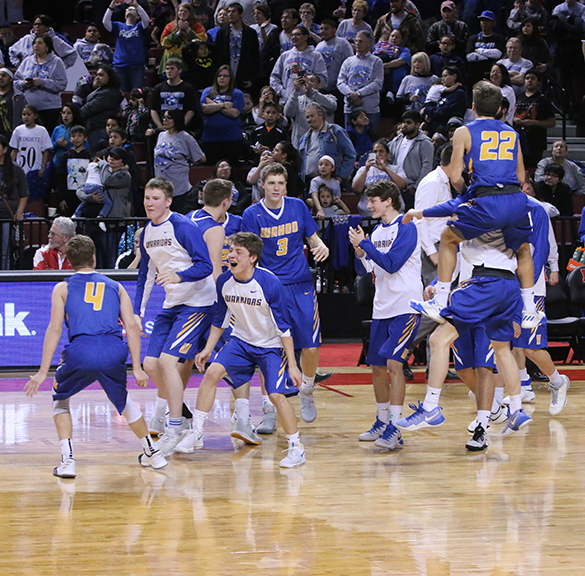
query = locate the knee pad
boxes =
[53,398,70,416]
[121,396,143,424]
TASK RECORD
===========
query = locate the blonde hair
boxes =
[352,0,369,14]
[411,52,431,76]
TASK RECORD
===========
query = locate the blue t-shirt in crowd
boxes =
[200,87,245,142]
[110,21,147,67]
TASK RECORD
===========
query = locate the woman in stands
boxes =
[518,17,552,74]
[80,65,124,151]
[489,63,516,125]
[153,108,206,214]
[50,103,85,171]
[13,34,67,134]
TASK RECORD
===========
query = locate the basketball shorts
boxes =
[452,324,496,371]
[513,296,547,349]
[53,335,129,414]
[281,280,321,350]
[366,314,420,367]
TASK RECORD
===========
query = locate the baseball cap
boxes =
[479,10,496,20]
[108,146,129,164]
[447,117,463,127]
[441,1,456,11]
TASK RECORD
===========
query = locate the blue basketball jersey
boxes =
[464,118,520,194]
[188,208,221,235]
[64,272,123,340]
[222,213,242,269]
[242,197,318,285]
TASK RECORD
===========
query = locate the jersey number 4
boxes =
[84,282,105,311]
[479,131,516,161]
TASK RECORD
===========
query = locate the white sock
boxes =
[390,405,403,423]
[60,438,73,460]
[234,398,250,422]
[141,435,156,455]
[494,387,504,404]
[422,387,441,411]
[520,288,536,313]
[193,409,208,435]
[154,396,168,419]
[509,393,522,413]
[435,281,451,307]
[168,417,183,435]
[477,409,490,429]
[301,375,316,393]
[549,370,563,388]
[286,431,300,449]
[519,368,529,381]
[376,402,390,424]
[262,395,274,408]
[491,396,500,412]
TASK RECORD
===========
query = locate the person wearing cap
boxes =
[513,68,556,169]
[373,0,425,54]
[466,10,506,87]
[427,1,469,58]
[0,66,18,139]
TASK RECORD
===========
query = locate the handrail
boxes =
[543,73,567,141]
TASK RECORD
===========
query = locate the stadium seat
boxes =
[354,272,374,365]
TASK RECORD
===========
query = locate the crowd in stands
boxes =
[1,0,585,271]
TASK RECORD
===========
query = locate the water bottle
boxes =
[315,269,322,293]
[333,280,341,294]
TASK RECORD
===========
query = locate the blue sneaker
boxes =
[358,418,387,441]
[409,298,445,324]
[502,408,532,434]
[395,401,445,431]
[374,422,403,449]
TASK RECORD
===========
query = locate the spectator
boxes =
[337,31,384,133]
[535,164,574,216]
[214,0,257,26]
[249,101,287,155]
[298,103,356,182]
[0,25,17,67]
[95,116,122,152]
[0,134,27,269]
[150,58,198,131]
[13,34,67,134]
[352,139,406,216]
[429,34,466,79]
[214,2,260,91]
[316,18,353,95]
[307,154,341,215]
[525,0,548,33]
[387,109,433,210]
[182,39,217,92]
[103,0,150,92]
[396,52,439,112]
[207,7,229,42]
[80,65,124,151]
[315,183,350,216]
[373,28,411,100]
[535,140,585,195]
[147,0,175,46]
[122,88,151,142]
[283,72,336,148]
[159,2,207,75]
[513,68,556,169]
[426,1,469,58]
[213,159,250,215]
[489,63,515,125]
[0,67,19,139]
[74,24,101,63]
[518,17,552,74]
[50,103,85,171]
[336,0,373,47]
[115,227,142,269]
[251,3,278,51]
[506,0,527,35]
[9,15,77,69]
[153,108,205,213]
[262,8,300,79]
[269,140,304,197]
[466,10,506,87]
[347,109,375,160]
[497,37,533,91]
[373,0,425,54]
[56,124,91,216]
[33,216,75,270]
[192,0,215,31]
[200,65,245,165]
[252,84,280,124]
[270,25,328,105]
[299,3,321,43]
[422,66,467,133]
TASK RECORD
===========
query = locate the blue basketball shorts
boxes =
[53,335,129,414]
[452,324,496,371]
[146,304,214,360]
[213,336,299,396]
[366,314,420,367]
[442,275,522,343]
[281,281,321,350]
[513,296,547,349]
[447,192,532,251]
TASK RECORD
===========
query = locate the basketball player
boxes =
[175,232,306,468]
[25,235,167,477]
[348,180,422,450]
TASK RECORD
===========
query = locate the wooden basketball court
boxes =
[1,360,582,575]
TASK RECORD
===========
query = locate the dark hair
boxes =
[492,63,511,87]
[203,178,233,206]
[61,103,83,127]
[229,231,263,263]
[263,101,280,113]
[372,139,389,153]
[210,64,235,98]
[0,134,15,196]
[34,14,53,27]
[66,235,95,269]
[146,177,174,198]
[349,109,367,123]
[320,18,337,28]
[165,57,184,71]
[525,67,542,81]
[544,164,565,179]
[22,104,41,124]
[275,140,300,170]
[443,65,462,84]
[440,144,453,166]
[109,126,128,141]
[253,2,271,18]
[70,124,87,137]
[98,64,121,89]
[318,183,334,198]
[294,25,310,36]
[130,87,150,100]
[365,180,401,210]
[164,108,185,132]
[34,34,53,53]
[212,159,233,180]
[229,2,244,14]
[401,110,423,124]
[282,8,300,20]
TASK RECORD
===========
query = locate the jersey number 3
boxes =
[479,131,516,161]
[276,238,288,256]
[84,282,105,311]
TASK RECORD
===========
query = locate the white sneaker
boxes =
[490,402,508,424]
[139,449,168,470]
[148,415,165,437]
[409,298,445,324]
[300,385,317,423]
[503,386,535,405]
[53,458,76,478]
[154,432,183,456]
[174,430,204,453]
[549,375,570,416]
[231,418,262,445]
[521,309,545,329]
[279,443,306,468]
[256,404,277,434]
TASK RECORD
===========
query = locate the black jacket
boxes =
[214,25,260,89]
